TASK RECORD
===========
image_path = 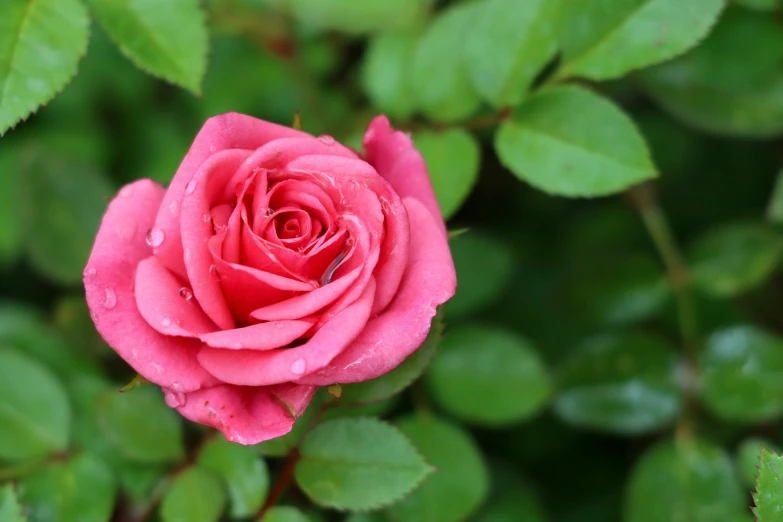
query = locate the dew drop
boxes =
[119,185,134,198]
[145,228,164,247]
[291,358,307,375]
[84,267,97,277]
[169,199,179,216]
[101,288,117,309]
[179,287,193,300]
[185,179,198,195]
[209,264,220,279]
[164,386,187,407]
[202,213,211,223]
[90,309,99,322]
[184,248,191,263]
[161,317,172,328]
[265,208,274,217]
[317,135,335,145]
[274,322,284,329]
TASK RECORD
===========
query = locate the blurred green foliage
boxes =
[3,0,783,520]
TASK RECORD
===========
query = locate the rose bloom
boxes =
[84,113,456,444]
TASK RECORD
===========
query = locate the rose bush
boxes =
[83,113,456,444]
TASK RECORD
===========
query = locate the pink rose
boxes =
[84,113,456,444]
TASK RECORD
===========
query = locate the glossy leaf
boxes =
[554,333,682,434]
[85,0,208,94]
[464,0,559,107]
[754,447,783,521]
[638,8,783,137]
[340,311,443,406]
[0,485,25,522]
[413,130,480,220]
[0,349,70,461]
[625,439,745,522]
[98,386,185,463]
[361,32,418,120]
[18,149,114,285]
[411,2,482,122]
[160,467,227,522]
[295,417,432,510]
[426,325,551,425]
[388,416,489,522]
[495,86,656,197]
[0,0,89,134]
[18,453,116,522]
[738,437,780,488]
[699,326,783,422]
[689,223,783,298]
[557,0,725,81]
[261,506,312,522]
[198,437,269,519]
[445,232,515,318]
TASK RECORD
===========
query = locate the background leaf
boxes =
[737,437,780,488]
[261,506,312,522]
[0,0,89,134]
[160,467,227,522]
[361,32,418,120]
[85,0,208,94]
[295,417,432,511]
[0,485,25,522]
[754,447,783,521]
[288,0,431,34]
[495,86,656,197]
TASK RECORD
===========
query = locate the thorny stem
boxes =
[627,183,699,441]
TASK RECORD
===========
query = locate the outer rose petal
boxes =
[363,115,447,236]
[84,180,219,392]
[153,113,309,279]
[173,383,317,445]
[299,198,456,385]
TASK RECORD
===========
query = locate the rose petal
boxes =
[198,278,376,386]
[172,383,316,445]
[299,198,456,385]
[153,113,308,279]
[135,257,218,337]
[84,179,219,392]
[199,317,316,350]
[363,115,447,237]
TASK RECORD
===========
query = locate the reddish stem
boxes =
[255,448,301,520]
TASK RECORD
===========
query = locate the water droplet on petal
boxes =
[169,199,179,216]
[317,135,335,145]
[275,322,284,329]
[84,267,97,277]
[209,264,220,279]
[90,309,99,322]
[101,288,117,309]
[119,185,134,198]
[184,248,191,263]
[185,179,198,195]
[202,213,211,223]
[145,228,164,247]
[179,287,193,300]
[291,358,307,375]
[161,317,172,328]
[265,208,274,217]
[164,384,187,407]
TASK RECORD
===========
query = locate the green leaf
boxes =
[638,8,783,137]
[754,447,783,521]
[495,85,656,197]
[85,0,208,94]
[0,150,21,264]
[0,349,70,461]
[0,0,89,134]
[625,439,745,522]
[160,467,227,522]
[554,333,682,434]
[736,0,779,10]
[738,437,781,488]
[198,437,269,519]
[699,325,783,422]
[295,417,432,510]
[0,485,25,522]
[261,506,312,522]
[445,231,515,318]
[255,392,324,457]
[412,130,480,220]
[767,167,783,224]
[18,148,114,285]
[473,464,547,522]
[288,0,431,34]
[388,416,489,522]
[411,2,482,122]
[98,385,185,464]
[464,0,559,108]
[340,311,443,406]
[565,255,671,326]
[688,222,783,298]
[426,324,551,425]
[361,32,418,120]
[557,0,725,81]
[18,453,116,522]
